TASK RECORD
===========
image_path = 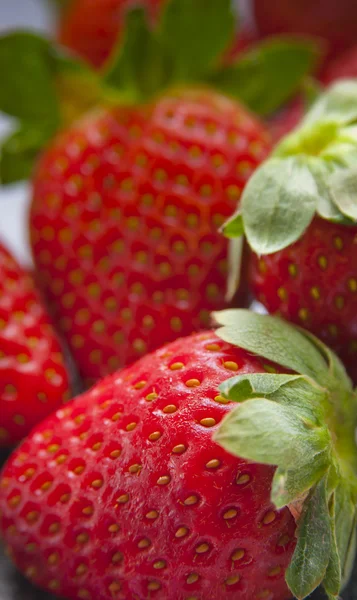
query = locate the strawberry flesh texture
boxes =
[31,91,271,384]
[0,331,295,600]
[0,244,70,446]
[249,218,357,382]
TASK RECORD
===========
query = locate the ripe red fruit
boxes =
[249,218,357,382]
[253,0,357,58]
[0,243,70,447]
[58,0,163,68]
[30,90,271,384]
[0,330,297,600]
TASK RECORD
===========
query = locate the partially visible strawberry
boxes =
[253,0,357,59]
[30,90,270,385]
[0,243,70,447]
[270,45,357,143]
[225,81,357,382]
[2,311,356,600]
[58,0,163,68]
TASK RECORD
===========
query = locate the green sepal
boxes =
[271,455,331,509]
[207,37,320,117]
[0,32,60,126]
[323,492,342,598]
[328,166,357,220]
[159,0,235,82]
[213,309,329,383]
[0,127,52,184]
[103,7,172,103]
[286,475,332,599]
[302,79,357,128]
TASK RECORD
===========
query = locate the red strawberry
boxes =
[270,45,357,143]
[58,0,163,68]
[30,90,271,384]
[2,311,356,599]
[225,81,357,382]
[0,243,70,447]
[253,0,357,59]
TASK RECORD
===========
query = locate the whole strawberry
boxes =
[58,0,163,68]
[0,2,318,383]
[0,242,70,447]
[225,81,357,382]
[1,311,355,600]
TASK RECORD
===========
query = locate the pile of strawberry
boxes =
[0,2,356,600]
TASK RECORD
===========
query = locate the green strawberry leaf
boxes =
[207,37,320,117]
[334,484,357,584]
[215,398,331,471]
[0,32,59,126]
[328,166,357,221]
[306,158,350,223]
[214,310,329,383]
[0,127,52,184]
[223,211,244,239]
[323,493,342,598]
[220,373,303,402]
[271,454,331,508]
[159,0,235,81]
[302,79,357,127]
[239,156,318,254]
[103,7,171,103]
[286,475,332,599]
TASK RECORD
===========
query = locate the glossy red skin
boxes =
[253,0,357,58]
[0,331,296,600]
[31,91,271,384]
[270,45,357,143]
[58,0,164,68]
[0,244,70,447]
[249,218,357,382]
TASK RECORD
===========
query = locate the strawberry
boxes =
[0,2,316,383]
[224,81,357,382]
[253,0,357,59]
[30,90,270,385]
[270,45,357,143]
[0,242,70,447]
[58,0,163,68]
[1,310,356,600]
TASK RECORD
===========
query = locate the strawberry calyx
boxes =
[0,0,319,184]
[224,79,357,256]
[213,309,357,600]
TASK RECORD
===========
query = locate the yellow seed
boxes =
[82,506,94,516]
[318,255,328,270]
[129,464,142,474]
[49,522,61,534]
[200,418,216,428]
[187,573,199,584]
[108,524,120,534]
[149,431,161,441]
[25,543,37,553]
[172,444,186,454]
[25,566,37,579]
[13,415,25,426]
[78,590,91,599]
[185,379,200,388]
[288,263,298,277]
[298,308,309,321]
[277,287,287,301]
[48,553,59,566]
[335,295,345,310]
[214,394,229,404]
[348,278,357,292]
[310,286,320,300]
[60,493,70,504]
[56,454,67,464]
[263,511,276,525]
[112,552,123,564]
[195,543,209,554]
[41,481,52,492]
[74,465,85,475]
[146,392,158,402]
[226,575,240,586]
[134,380,146,390]
[138,537,151,549]
[223,509,238,520]
[26,511,39,523]
[231,549,245,561]
[147,581,161,591]
[256,591,271,599]
[268,566,282,577]
[163,404,177,414]
[49,579,60,590]
[175,527,189,538]
[111,413,121,422]
[146,510,159,520]
[223,361,239,371]
[206,459,221,469]
[108,581,122,594]
[76,564,88,576]
[92,442,102,451]
[277,534,290,547]
[170,362,184,370]
[117,494,129,504]
[334,236,344,250]
[157,475,171,486]
[205,344,220,352]
[153,560,166,570]
[110,449,121,459]
[76,533,89,544]
[184,495,199,506]
[126,422,137,431]
[91,479,103,489]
